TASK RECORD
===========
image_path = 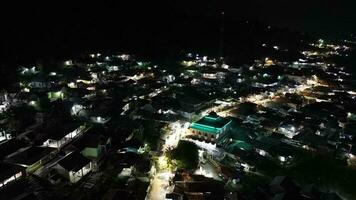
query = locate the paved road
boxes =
[146,122,188,200]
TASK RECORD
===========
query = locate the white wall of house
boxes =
[43,126,85,148]
[54,162,91,184]
[69,163,91,183]
[30,82,49,89]
[45,139,67,148]
[0,131,11,142]
[0,171,23,188]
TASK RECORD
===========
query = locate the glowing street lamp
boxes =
[158,156,168,169]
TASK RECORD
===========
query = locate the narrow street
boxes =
[146,121,189,200]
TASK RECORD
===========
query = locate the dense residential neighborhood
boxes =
[0,33,356,200]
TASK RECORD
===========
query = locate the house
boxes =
[29,74,51,89]
[162,74,175,83]
[0,128,11,142]
[0,90,17,111]
[201,68,227,84]
[190,112,231,143]
[173,173,225,200]
[42,122,85,148]
[66,132,111,171]
[19,66,39,76]
[342,121,356,141]
[47,90,65,101]
[0,162,26,188]
[5,146,56,172]
[0,178,33,200]
[53,151,91,183]
[177,88,215,120]
[0,91,8,103]
[0,139,28,160]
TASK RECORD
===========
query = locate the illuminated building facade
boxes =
[190,112,231,143]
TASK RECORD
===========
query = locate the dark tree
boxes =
[169,140,199,171]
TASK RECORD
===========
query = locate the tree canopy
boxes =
[169,140,199,171]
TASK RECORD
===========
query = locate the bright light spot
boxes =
[291,126,296,132]
[257,149,267,156]
[222,64,229,69]
[71,104,83,116]
[86,86,96,91]
[68,82,76,88]
[195,166,213,178]
[64,60,73,66]
[182,60,196,67]
[241,163,251,171]
[158,156,168,169]
[29,101,36,106]
[279,156,286,162]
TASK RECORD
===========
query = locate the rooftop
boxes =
[6,146,56,166]
[190,113,231,134]
[0,139,28,159]
[0,162,25,180]
[57,152,90,172]
[46,121,80,140]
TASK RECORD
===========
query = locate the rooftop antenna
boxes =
[219,10,225,66]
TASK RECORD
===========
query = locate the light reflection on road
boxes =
[146,121,189,200]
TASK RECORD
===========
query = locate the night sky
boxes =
[1,1,355,63]
[169,0,356,38]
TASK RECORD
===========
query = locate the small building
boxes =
[162,74,175,83]
[53,151,91,183]
[173,173,225,200]
[5,146,56,173]
[42,123,85,148]
[190,112,231,143]
[47,90,65,101]
[0,162,26,188]
[0,91,8,103]
[0,129,11,143]
[0,178,33,200]
[29,74,51,89]
[0,139,28,160]
[66,132,111,171]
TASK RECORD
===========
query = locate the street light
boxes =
[158,156,168,169]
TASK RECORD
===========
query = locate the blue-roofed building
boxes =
[190,112,231,143]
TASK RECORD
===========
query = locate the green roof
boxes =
[190,115,231,135]
[190,123,221,134]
